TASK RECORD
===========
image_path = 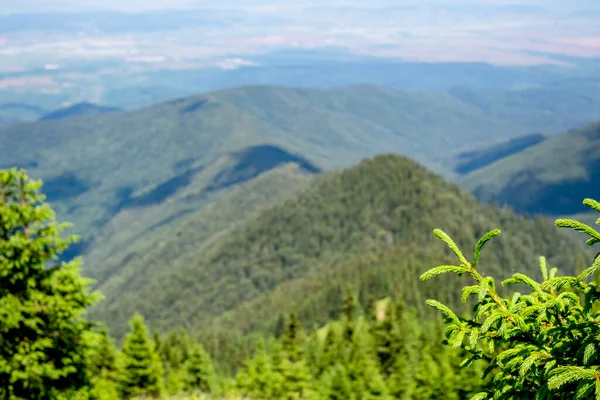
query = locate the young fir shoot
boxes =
[421,198,600,400]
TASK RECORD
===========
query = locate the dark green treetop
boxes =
[282,311,304,362]
[184,342,217,394]
[120,313,164,399]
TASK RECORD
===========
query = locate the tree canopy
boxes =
[0,168,99,399]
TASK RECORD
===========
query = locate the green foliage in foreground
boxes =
[0,168,100,399]
[422,197,600,399]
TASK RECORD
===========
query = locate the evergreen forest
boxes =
[4,148,600,399]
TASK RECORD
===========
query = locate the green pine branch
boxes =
[422,197,600,399]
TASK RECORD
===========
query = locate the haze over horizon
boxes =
[2,0,599,66]
[1,0,599,112]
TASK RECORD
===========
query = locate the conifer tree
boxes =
[158,329,193,378]
[278,312,315,399]
[345,328,389,399]
[152,329,162,356]
[236,338,283,399]
[184,342,216,394]
[410,333,438,400]
[449,347,486,399]
[159,333,178,372]
[274,313,287,338]
[320,363,354,400]
[86,326,120,400]
[342,288,357,342]
[88,378,120,400]
[305,326,322,376]
[278,356,315,399]
[429,339,460,400]
[120,313,164,399]
[385,351,412,400]
[282,311,304,362]
[318,326,343,376]
[87,326,118,379]
[358,359,390,400]
[0,168,100,399]
[421,197,600,399]
[175,329,192,365]
[374,300,413,399]
[165,370,184,397]
[364,294,378,326]
[371,300,397,374]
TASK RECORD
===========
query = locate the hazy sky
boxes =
[1,0,597,13]
[0,0,597,106]
[1,0,598,67]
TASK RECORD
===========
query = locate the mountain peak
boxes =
[94,152,586,338]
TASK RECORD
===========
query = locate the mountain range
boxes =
[0,101,122,126]
[2,83,600,352]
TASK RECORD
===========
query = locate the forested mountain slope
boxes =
[88,162,316,305]
[460,120,600,216]
[91,154,589,350]
[1,83,599,281]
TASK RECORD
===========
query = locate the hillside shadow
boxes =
[59,236,94,263]
[43,172,94,203]
[480,158,600,216]
[455,133,546,175]
[204,144,321,193]
[40,102,121,121]
[177,97,220,114]
[113,165,205,211]
[139,208,195,237]
[181,100,207,113]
